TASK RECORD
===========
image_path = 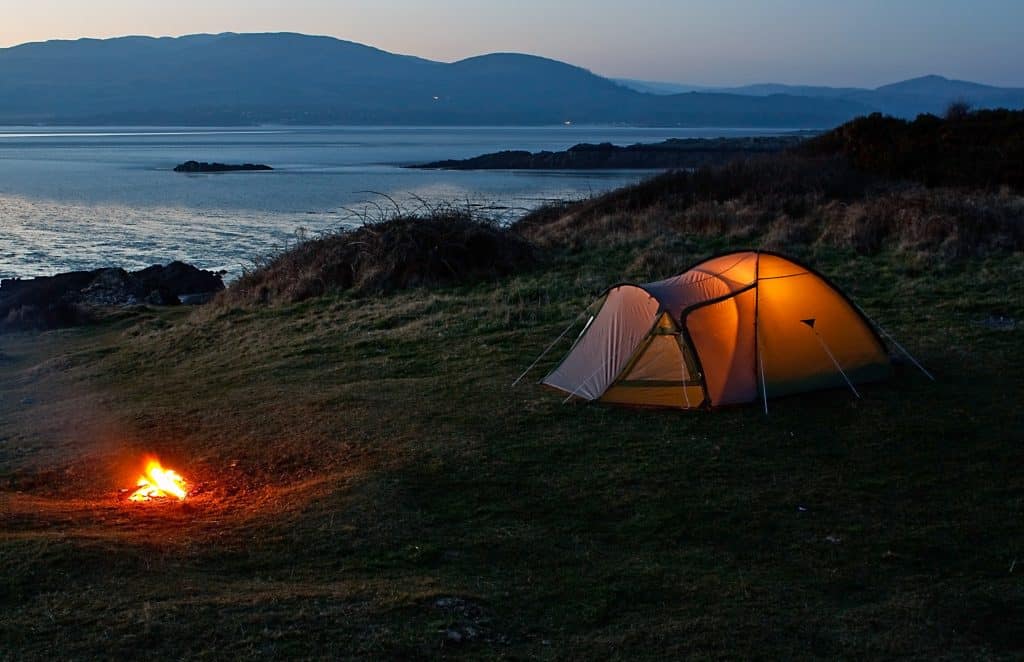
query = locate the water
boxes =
[0,126,784,279]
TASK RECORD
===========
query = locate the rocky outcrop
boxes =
[174,161,273,173]
[0,261,225,331]
[409,136,808,170]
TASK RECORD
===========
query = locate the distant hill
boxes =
[612,79,711,95]
[0,32,870,127]
[617,74,1024,118]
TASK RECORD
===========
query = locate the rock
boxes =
[79,268,137,307]
[174,160,273,173]
[0,261,225,331]
[134,261,225,298]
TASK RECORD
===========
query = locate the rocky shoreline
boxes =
[409,135,809,170]
[0,261,225,331]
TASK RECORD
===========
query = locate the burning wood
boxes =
[129,458,188,502]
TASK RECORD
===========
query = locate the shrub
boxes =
[221,209,536,305]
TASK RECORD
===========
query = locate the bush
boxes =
[221,209,536,305]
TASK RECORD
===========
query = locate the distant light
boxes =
[564,120,573,126]
[433,96,440,101]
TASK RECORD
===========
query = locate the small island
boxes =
[408,135,809,170]
[173,160,273,173]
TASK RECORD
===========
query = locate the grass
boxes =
[515,157,1024,261]
[2,239,1022,659]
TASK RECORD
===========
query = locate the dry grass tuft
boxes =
[220,208,536,306]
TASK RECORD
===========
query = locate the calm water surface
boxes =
[0,126,784,279]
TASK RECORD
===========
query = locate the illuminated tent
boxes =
[540,250,892,409]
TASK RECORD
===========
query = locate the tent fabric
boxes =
[642,252,759,317]
[755,254,891,397]
[542,250,891,409]
[542,285,660,400]
[686,286,759,405]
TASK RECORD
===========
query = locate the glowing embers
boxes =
[129,458,188,502]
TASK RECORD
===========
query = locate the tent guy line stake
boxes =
[853,303,935,381]
[512,303,596,387]
[878,326,936,381]
[803,321,861,399]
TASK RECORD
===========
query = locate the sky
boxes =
[1,0,1022,87]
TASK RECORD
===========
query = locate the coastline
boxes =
[408,135,809,170]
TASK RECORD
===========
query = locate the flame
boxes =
[129,459,188,502]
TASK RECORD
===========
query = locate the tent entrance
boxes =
[600,313,706,409]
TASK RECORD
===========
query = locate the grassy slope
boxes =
[2,237,1022,659]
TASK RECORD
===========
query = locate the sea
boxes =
[0,126,783,280]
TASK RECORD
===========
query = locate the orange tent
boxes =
[541,251,892,409]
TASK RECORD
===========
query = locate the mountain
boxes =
[613,79,711,95]
[5,34,1018,127]
[847,75,1024,117]
[0,33,871,127]
[614,80,862,98]
[716,84,865,99]
[617,75,1024,118]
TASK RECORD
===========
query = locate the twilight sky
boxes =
[2,0,1021,87]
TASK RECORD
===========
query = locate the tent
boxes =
[537,250,895,410]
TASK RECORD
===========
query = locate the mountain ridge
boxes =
[616,74,1024,117]
[1,33,1019,126]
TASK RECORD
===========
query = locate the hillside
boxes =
[3,144,1023,657]
[0,32,867,126]
[803,108,1024,189]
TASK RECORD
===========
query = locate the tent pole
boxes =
[853,303,935,381]
[808,328,861,399]
[512,302,595,386]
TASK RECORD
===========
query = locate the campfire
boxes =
[129,458,188,502]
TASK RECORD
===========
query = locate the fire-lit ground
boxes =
[2,252,1023,659]
[0,318,374,558]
